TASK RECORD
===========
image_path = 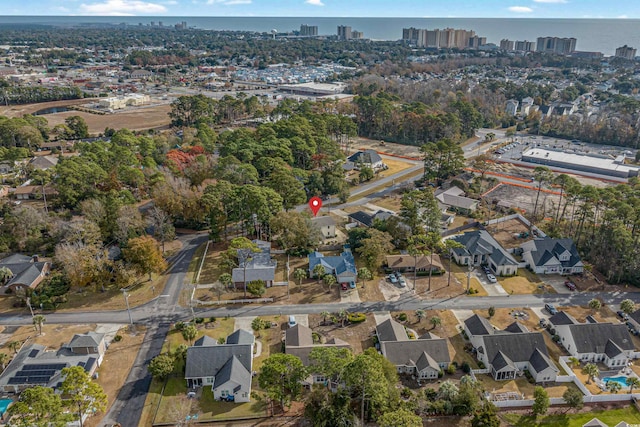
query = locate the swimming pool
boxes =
[602,376,630,388]
[0,398,12,415]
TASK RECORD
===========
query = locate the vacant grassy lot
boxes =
[196,387,267,421]
[480,375,580,399]
[474,307,540,332]
[501,405,640,427]
[308,313,375,354]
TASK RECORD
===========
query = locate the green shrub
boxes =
[113,335,123,342]
[461,362,471,374]
[447,364,456,375]
[209,317,216,323]
[398,313,408,322]
[174,321,185,331]
[478,361,485,369]
[194,317,204,324]
[347,312,366,323]
[438,370,444,378]
[312,332,321,343]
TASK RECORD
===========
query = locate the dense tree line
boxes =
[0,85,83,106]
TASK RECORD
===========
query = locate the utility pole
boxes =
[122,289,133,326]
[25,297,34,318]
[286,254,290,300]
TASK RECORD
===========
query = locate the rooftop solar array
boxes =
[6,363,68,385]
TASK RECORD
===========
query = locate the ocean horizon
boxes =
[0,16,638,55]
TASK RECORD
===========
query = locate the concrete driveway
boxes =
[543,275,573,294]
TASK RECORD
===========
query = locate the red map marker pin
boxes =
[309,196,322,216]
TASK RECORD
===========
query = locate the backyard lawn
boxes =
[501,405,640,427]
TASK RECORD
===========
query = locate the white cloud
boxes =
[508,6,534,13]
[79,0,167,15]
[207,0,251,4]
[533,0,567,3]
[305,0,325,5]
[618,14,628,19]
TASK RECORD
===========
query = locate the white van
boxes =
[288,315,296,328]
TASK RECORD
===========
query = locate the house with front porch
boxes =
[464,314,558,382]
[520,237,583,275]
[375,319,450,380]
[185,329,254,403]
[549,314,636,368]
[308,246,357,286]
[450,230,519,276]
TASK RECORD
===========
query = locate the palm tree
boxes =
[415,309,426,323]
[430,316,442,330]
[583,363,599,384]
[0,353,8,370]
[338,310,348,328]
[320,311,330,325]
[323,274,337,292]
[357,267,372,289]
[8,341,20,355]
[293,268,307,286]
[568,357,580,369]
[313,265,326,283]
[32,314,46,336]
[607,381,622,394]
[627,377,640,394]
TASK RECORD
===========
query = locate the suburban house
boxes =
[347,210,393,227]
[449,230,519,276]
[464,314,558,382]
[505,99,519,116]
[520,237,584,275]
[311,216,337,240]
[0,332,106,393]
[346,149,385,170]
[375,319,450,380]
[435,186,479,215]
[549,313,636,368]
[231,240,276,288]
[185,329,255,403]
[11,184,58,201]
[308,246,357,286]
[0,254,50,294]
[627,309,640,334]
[284,324,351,385]
[29,155,59,171]
[385,254,444,274]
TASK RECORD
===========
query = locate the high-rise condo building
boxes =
[514,40,536,52]
[615,45,637,60]
[500,39,515,51]
[300,24,318,36]
[536,37,577,55]
[337,25,352,40]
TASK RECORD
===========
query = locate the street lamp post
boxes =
[122,289,133,326]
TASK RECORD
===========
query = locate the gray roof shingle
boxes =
[482,332,551,368]
[464,314,495,336]
[567,323,634,354]
[376,319,409,342]
[213,355,251,390]
[226,329,255,345]
[380,338,451,368]
[185,344,252,379]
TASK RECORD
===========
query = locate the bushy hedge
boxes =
[347,312,366,323]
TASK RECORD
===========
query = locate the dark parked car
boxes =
[545,304,558,315]
[617,310,629,320]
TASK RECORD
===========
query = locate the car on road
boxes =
[545,304,558,315]
[486,274,497,283]
[398,276,407,288]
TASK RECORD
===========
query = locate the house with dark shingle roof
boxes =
[284,324,350,385]
[308,246,357,285]
[520,237,583,275]
[464,315,558,382]
[185,329,255,402]
[0,254,50,294]
[375,319,450,380]
[347,210,393,228]
[347,149,384,170]
[450,230,518,276]
[549,317,636,368]
[0,332,106,393]
[435,186,479,215]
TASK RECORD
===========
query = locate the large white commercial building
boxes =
[521,148,640,178]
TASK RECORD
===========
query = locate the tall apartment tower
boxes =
[337,25,352,40]
[615,45,637,60]
[402,27,421,45]
[500,39,515,51]
[515,40,536,52]
[536,37,577,55]
[300,24,318,36]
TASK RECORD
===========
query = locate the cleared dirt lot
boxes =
[486,217,534,250]
[0,99,171,134]
[484,183,561,217]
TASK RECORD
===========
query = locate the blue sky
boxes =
[5,0,640,18]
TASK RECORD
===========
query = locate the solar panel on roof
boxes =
[21,364,66,371]
[28,349,39,357]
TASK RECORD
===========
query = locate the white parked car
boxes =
[486,274,497,283]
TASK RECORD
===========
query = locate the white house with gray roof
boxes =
[375,319,450,380]
[450,230,518,276]
[520,237,583,275]
[464,314,558,382]
[549,314,636,368]
[185,329,255,403]
[231,240,276,288]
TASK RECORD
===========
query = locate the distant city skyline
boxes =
[4,0,640,19]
